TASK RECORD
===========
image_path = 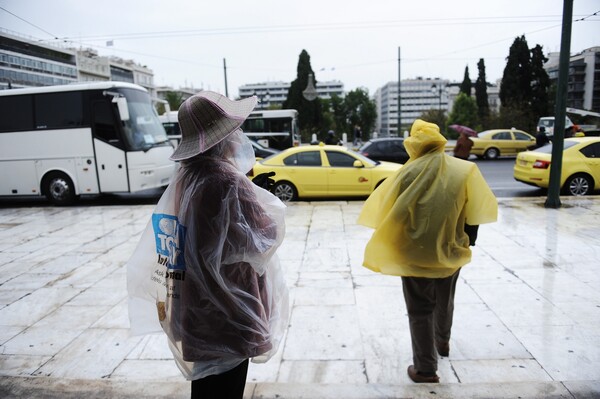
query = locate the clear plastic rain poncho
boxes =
[358,120,497,278]
[127,131,289,380]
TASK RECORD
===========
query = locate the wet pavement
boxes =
[1,196,599,398]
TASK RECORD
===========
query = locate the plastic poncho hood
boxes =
[357,119,497,278]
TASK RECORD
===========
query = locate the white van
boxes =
[537,116,573,136]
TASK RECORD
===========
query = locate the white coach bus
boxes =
[0,82,176,205]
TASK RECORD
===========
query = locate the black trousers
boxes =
[401,269,461,374]
[191,359,249,399]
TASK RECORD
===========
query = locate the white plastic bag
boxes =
[127,158,288,380]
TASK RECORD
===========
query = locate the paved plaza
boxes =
[1,196,599,398]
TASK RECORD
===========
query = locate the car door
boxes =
[491,131,513,155]
[282,150,327,196]
[579,142,600,188]
[513,131,535,153]
[325,150,371,196]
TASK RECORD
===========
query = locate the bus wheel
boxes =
[42,172,77,206]
[273,181,297,202]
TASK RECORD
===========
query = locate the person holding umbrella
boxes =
[450,125,477,160]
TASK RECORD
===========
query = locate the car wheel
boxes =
[42,172,77,205]
[484,148,500,160]
[273,181,297,202]
[563,174,593,196]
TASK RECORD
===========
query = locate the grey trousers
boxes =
[401,269,461,374]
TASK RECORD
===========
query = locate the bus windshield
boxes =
[119,88,169,151]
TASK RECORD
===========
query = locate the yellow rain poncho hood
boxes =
[358,119,497,278]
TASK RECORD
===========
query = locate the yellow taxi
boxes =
[249,143,402,201]
[513,137,600,195]
[471,129,536,159]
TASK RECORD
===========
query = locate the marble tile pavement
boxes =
[0,196,599,398]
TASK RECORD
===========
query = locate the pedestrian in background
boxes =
[535,126,550,148]
[357,119,497,383]
[453,131,474,160]
[353,124,363,146]
[325,129,338,145]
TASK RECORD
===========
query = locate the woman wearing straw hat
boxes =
[161,92,289,398]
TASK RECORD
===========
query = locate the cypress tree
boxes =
[283,50,323,142]
[460,66,472,96]
[530,44,551,121]
[475,58,490,123]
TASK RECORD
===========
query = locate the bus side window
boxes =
[35,92,84,129]
[0,95,34,132]
[93,101,122,147]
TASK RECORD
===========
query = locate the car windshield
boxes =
[350,150,378,166]
[535,141,579,153]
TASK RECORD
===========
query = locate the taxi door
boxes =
[324,150,371,196]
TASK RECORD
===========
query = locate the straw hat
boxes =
[169,91,257,161]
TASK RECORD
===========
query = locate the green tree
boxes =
[530,44,551,122]
[283,50,323,142]
[499,35,534,130]
[460,66,472,96]
[342,88,377,140]
[475,58,490,127]
[156,91,184,114]
[419,109,447,134]
[446,92,478,139]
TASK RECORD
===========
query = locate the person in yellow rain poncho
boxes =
[358,119,497,384]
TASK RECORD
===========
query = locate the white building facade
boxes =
[1,30,78,90]
[375,78,500,137]
[1,30,156,97]
[545,46,600,112]
[238,80,344,109]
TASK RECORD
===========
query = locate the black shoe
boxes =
[436,341,450,357]
[407,365,440,383]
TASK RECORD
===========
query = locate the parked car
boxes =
[251,140,280,159]
[513,137,600,195]
[471,129,536,159]
[358,138,410,164]
[249,143,402,201]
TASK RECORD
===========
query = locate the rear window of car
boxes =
[535,141,578,154]
[491,132,511,140]
[514,132,532,141]
[579,142,600,158]
[283,151,322,166]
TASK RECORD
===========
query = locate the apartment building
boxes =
[545,46,600,112]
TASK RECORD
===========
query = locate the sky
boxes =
[1,0,599,98]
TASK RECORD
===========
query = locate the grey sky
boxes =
[1,0,599,97]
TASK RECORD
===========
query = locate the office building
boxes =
[375,78,500,137]
[0,30,78,90]
[1,29,156,97]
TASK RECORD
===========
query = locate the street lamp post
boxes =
[431,84,444,111]
[254,91,270,109]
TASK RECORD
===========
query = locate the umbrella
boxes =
[449,124,478,137]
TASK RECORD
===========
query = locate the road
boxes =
[471,157,546,198]
[0,158,544,208]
